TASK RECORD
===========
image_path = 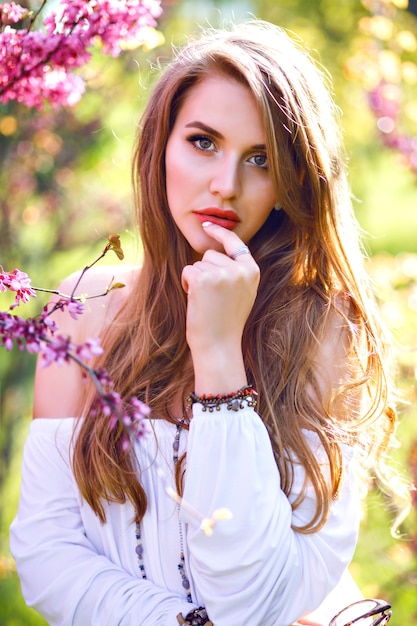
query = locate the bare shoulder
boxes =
[33,264,140,419]
[49,264,139,344]
[319,292,352,357]
[311,292,353,399]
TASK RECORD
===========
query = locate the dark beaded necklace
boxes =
[135,422,192,603]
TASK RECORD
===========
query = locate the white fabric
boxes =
[10,405,361,626]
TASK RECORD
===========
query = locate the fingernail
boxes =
[202,221,213,228]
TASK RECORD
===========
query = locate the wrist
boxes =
[191,344,247,396]
[187,385,258,413]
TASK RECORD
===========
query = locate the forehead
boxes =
[174,73,266,138]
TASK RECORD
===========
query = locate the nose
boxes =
[209,154,241,200]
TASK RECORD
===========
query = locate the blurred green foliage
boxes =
[1,0,417,624]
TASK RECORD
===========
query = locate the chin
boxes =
[186,235,220,258]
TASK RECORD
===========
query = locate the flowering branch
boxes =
[0,0,163,109]
[0,234,150,449]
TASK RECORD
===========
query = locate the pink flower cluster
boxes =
[0,310,49,353]
[0,267,37,309]
[0,0,162,109]
[0,296,103,365]
[1,256,151,444]
[91,369,151,448]
[1,2,27,23]
[369,81,417,174]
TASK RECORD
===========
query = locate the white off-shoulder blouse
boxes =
[10,404,362,626]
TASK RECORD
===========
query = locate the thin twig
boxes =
[27,0,48,33]
[70,244,113,298]
[32,277,118,302]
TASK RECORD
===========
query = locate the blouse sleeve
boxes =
[9,420,195,626]
[181,404,360,626]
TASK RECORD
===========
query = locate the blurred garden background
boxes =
[1,0,417,623]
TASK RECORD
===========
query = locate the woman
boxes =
[11,20,403,626]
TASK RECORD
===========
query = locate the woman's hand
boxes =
[181,221,260,394]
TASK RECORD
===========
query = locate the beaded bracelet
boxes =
[187,384,258,413]
[177,607,213,625]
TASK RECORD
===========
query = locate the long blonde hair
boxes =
[73,21,405,532]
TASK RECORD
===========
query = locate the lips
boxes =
[194,208,240,231]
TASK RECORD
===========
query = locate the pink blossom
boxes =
[0,267,37,308]
[78,0,163,57]
[130,396,151,418]
[96,390,122,418]
[67,300,85,320]
[92,388,150,445]
[0,0,163,109]
[0,2,27,24]
[0,28,87,108]
[0,310,46,353]
[41,309,58,332]
[0,312,17,351]
[40,335,75,367]
[96,368,117,390]
[121,437,131,451]
[76,337,104,361]
[123,396,151,442]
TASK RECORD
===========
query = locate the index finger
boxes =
[201,221,252,260]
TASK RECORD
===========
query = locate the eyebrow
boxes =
[184,120,266,151]
[185,121,223,139]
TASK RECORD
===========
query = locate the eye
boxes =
[187,134,216,152]
[248,153,268,169]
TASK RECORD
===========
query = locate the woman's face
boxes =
[165,73,278,258]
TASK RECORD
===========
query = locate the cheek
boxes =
[165,143,190,202]
[165,143,176,194]
[249,182,277,216]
